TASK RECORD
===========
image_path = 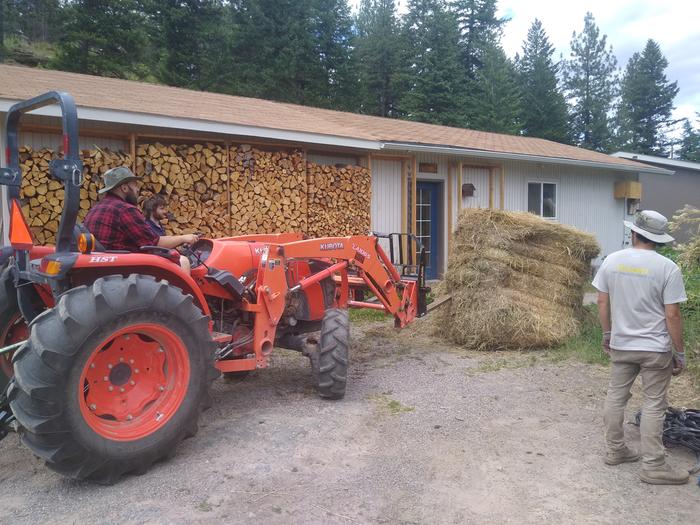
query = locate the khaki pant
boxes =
[603,350,673,468]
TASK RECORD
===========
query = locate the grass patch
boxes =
[349,307,390,323]
[367,392,415,414]
[546,306,609,366]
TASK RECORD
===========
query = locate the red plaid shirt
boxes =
[84,195,160,252]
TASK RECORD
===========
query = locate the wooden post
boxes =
[412,155,418,258]
[499,166,505,210]
[129,133,136,172]
[226,141,232,236]
[447,162,453,255]
[366,153,373,231]
[488,167,494,209]
[401,159,408,260]
[457,161,463,213]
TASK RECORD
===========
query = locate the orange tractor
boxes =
[0,92,429,483]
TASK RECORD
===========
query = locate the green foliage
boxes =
[231,0,355,109]
[562,12,617,152]
[516,19,568,143]
[551,305,609,365]
[468,43,521,134]
[678,118,700,162]
[399,0,466,126]
[152,1,234,92]
[52,0,150,79]
[615,39,679,155]
[452,0,505,77]
[355,0,403,117]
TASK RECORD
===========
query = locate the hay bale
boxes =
[435,209,600,350]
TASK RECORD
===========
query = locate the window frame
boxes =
[527,181,558,220]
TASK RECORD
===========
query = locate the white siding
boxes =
[307,153,360,166]
[371,158,403,256]
[500,160,632,258]
[371,158,402,232]
[461,166,490,209]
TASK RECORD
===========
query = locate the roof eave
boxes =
[0,98,382,151]
[383,142,674,175]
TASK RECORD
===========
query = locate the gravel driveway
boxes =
[0,321,697,524]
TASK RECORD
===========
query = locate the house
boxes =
[613,152,700,243]
[0,65,670,278]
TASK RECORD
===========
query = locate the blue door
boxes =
[416,181,442,279]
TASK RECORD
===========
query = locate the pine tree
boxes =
[309,0,356,110]
[562,12,617,151]
[12,0,64,42]
[452,0,505,78]
[399,0,466,126]
[52,0,149,78]
[678,118,700,161]
[615,39,679,155]
[354,0,402,117]
[469,43,520,134]
[516,19,568,143]
[231,0,354,108]
[152,1,234,92]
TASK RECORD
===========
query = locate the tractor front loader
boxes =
[0,92,429,483]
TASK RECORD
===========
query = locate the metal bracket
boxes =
[49,159,84,186]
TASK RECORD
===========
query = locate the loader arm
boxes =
[280,235,427,328]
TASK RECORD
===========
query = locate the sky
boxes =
[350,1,700,134]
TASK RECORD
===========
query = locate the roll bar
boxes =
[0,91,83,253]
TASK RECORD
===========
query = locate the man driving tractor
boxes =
[84,167,197,266]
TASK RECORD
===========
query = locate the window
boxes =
[528,182,557,218]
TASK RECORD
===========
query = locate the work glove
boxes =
[672,352,686,376]
[602,331,611,356]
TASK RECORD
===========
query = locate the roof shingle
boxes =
[0,64,647,170]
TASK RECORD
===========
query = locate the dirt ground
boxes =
[1,319,698,525]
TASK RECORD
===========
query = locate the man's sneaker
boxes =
[640,465,689,485]
[605,447,641,466]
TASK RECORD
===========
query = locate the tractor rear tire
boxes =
[317,308,349,400]
[8,274,219,484]
[0,266,25,391]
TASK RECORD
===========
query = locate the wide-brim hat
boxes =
[624,210,674,244]
[99,166,139,194]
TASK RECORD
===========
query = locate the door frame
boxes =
[416,180,444,279]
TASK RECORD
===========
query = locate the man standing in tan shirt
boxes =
[593,210,688,485]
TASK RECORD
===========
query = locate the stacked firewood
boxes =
[229,145,307,234]
[18,146,131,245]
[135,143,229,236]
[306,163,371,237]
[18,142,372,244]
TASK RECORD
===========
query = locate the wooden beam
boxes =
[488,168,494,209]
[457,161,463,213]
[499,166,505,210]
[129,133,136,172]
[226,142,232,236]
[18,123,130,141]
[371,153,413,160]
[412,155,417,257]
[447,162,453,254]
[401,158,407,233]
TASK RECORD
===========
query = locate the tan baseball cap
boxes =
[99,166,139,194]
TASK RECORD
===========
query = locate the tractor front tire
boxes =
[317,308,349,400]
[9,274,219,484]
[0,266,26,391]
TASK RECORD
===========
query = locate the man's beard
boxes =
[125,190,138,205]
